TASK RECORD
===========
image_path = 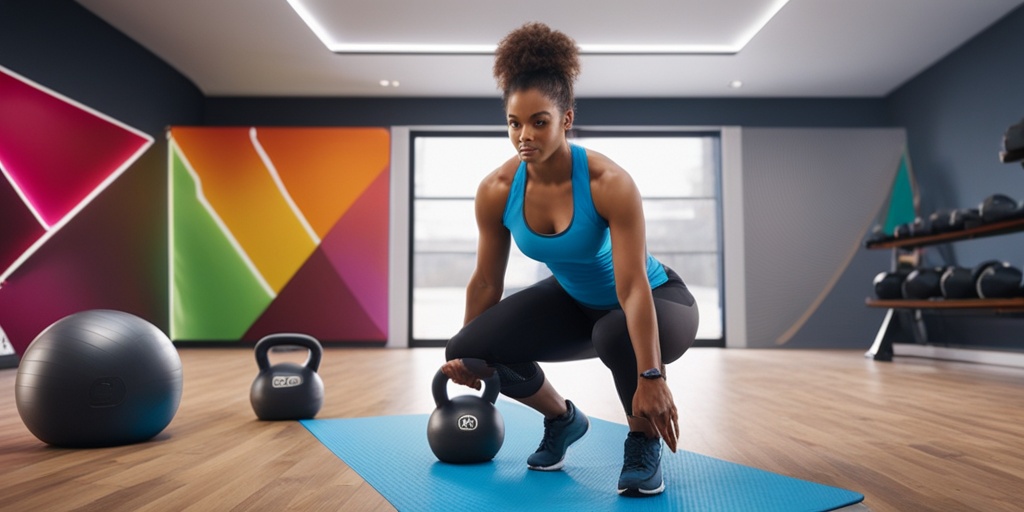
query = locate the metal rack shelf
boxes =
[864,216,1024,364]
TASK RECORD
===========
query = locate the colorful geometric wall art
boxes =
[0,64,153,284]
[0,146,169,356]
[169,127,390,343]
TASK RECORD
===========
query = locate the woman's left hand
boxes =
[632,378,680,452]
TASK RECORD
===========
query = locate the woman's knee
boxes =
[493,362,545,398]
[443,332,459,361]
[591,310,632,364]
[657,300,699,363]
[591,301,699,365]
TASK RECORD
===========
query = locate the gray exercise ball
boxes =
[15,310,183,448]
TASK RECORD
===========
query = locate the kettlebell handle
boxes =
[432,358,500,408]
[254,333,323,372]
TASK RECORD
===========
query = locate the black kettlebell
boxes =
[427,359,504,464]
[250,333,324,421]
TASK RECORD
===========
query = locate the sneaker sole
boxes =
[526,416,591,471]
[617,480,666,497]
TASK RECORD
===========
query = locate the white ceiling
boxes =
[76,0,1024,98]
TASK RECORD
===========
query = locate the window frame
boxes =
[408,128,725,348]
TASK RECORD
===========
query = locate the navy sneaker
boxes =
[618,431,665,497]
[527,400,590,471]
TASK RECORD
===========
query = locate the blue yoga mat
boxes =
[301,401,863,512]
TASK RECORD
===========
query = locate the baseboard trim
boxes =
[896,344,1024,368]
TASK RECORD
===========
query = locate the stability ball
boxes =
[15,310,183,448]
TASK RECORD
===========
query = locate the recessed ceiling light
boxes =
[287,0,791,55]
[729,80,743,89]
[379,80,400,87]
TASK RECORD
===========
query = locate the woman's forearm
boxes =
[464,276,503,325]
[619,286,662,373]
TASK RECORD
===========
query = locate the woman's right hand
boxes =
[441,359,488,390]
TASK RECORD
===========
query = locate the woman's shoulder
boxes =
[481,155,519,186]
[580,146,631,186]
[579,146,642,220]
[476,155,520,203]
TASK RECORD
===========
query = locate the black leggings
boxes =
[445,268,699,415]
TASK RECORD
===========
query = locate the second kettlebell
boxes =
[250,333,324,421]
[427,359,504,464]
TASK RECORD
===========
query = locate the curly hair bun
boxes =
[493,22,580,94]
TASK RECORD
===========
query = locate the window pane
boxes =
[643,199,718,253]
[414,199,476,253]
[414,136,510,197]
[575,136,717,198]
[412,133,723,343]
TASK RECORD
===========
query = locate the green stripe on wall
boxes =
[171,148,272,341]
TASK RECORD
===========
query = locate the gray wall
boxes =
[738,128,906,349]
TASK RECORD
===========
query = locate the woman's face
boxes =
[506,88,573,164]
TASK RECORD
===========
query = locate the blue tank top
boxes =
[502,144,667,309]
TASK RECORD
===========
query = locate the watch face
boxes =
[641,368,662,379]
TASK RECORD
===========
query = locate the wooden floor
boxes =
[2,346,1024,511]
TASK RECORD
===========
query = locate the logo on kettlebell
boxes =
[457,414,478,431]
[272,375,303,388]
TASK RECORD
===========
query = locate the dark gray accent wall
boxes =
[888,4,1024,268]
[885,5,1024,350]
[0,0,204,137]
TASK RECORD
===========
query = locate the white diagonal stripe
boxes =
[250,127,321,245]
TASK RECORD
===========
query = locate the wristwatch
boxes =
[639,367,665,380]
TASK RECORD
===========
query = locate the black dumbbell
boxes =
[865,226,895,246]
[940,266,977,299]
[928,209,954,234]
[902,267,945,300]
[978,194,1020,224]
[949,208,982,231]
[1000,117,1024,164]
[909,216,931,237]
[874,269,910,299]
[973,260,1024,299]
[893,222,913,239]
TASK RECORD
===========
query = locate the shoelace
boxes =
[535,417,560,452]
[622,437,644,470]
[622,436,655,471]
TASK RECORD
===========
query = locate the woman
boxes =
[442,22,699,497]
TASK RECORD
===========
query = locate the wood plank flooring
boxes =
[2,347,1023,511]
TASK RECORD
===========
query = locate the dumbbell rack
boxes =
[864,216,1024,364]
